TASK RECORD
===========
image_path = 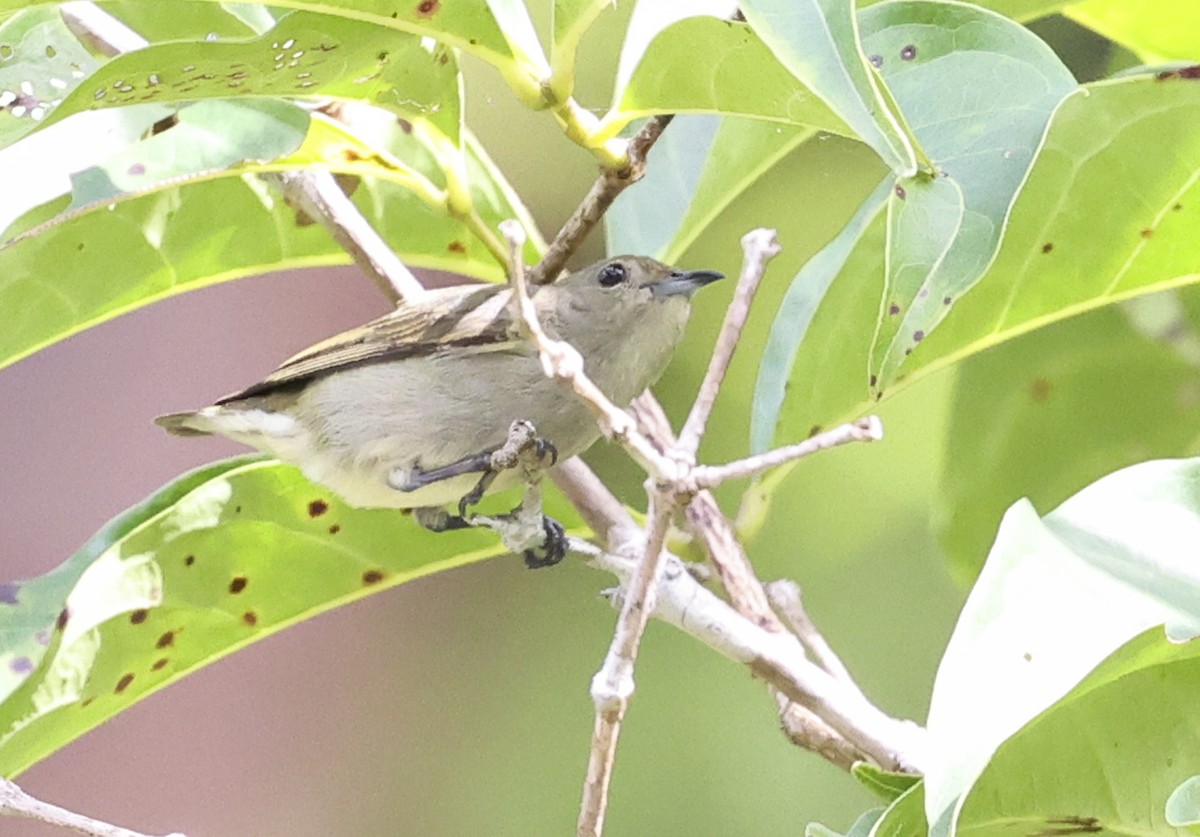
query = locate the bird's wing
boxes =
[219,284,524,403]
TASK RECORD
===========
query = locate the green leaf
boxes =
[0,457,584,776]
[603,11,849,141]
[0,115,540,372]
[937,300,1200,580]
[861,0,1077,391]
[870,780,926,837]
[30,10,463,145]
[757,73,1200,458]
[0,8,102,148]
[925,458,1200,833]
[549,0,611,99]
[751,176,891,453]
[740,0,916,173]
[1167,776,1200,832]
[1065,0,1200,63]
[853,762,923,803]
[807,808,886,837]
[953,629,1200,837]
[858,0,1069,23]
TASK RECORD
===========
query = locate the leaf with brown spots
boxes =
[0,456,586,776]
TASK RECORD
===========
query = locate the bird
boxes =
[157,256,724,527]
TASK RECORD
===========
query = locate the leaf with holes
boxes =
[926,456,1200,833]
[739,0,916,174]
[24,10,463,145]
[862,0,1077,393]
[949,629,1200,837]
[0,8,100,147]
[0,114,542,372]
[937,300,1200,581]
[0,457,585,776]
[600,10,848,142]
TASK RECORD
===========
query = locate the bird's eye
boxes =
[598,262,628,287]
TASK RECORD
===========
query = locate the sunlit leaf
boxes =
[1166,776,1200,832]
[926,458,1200,834]
[951,629,1200,837]
[0,457,584,776]
[1065,0,1200,63]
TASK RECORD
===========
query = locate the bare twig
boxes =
[528,115,674,285]
[676,229,781,456]
[0,778,184,837]
[687,417,884,491]
[59,2,424,307]
[766,580,857,688]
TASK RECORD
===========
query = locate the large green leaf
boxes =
[29,10,464,143]
[861,1,1077,391]
[859,0,1069,23]
[937,299,1200,580]
[0,457,583,776]
[925,458,1200,835]
[754,73,1200,457]
[0,111,541,372]
[602,11,849,141]
[1065,0,1200,63]
[953,629,1200,837]
[740,0,916,174]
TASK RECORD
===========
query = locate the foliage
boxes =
[1,0,1198,833]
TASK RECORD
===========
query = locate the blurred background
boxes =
[0,6,1128,837]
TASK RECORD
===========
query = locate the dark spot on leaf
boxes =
[894,184,906,200]
[943,296,952,305]
[469,38,478,46]
[918,288,928,298]
[184,554,195,566]
[229,576,248,594]
[57,608,69,631]
[243,611,258,627]
[378,51,389,62]
[156,631,175,649]
[329,524,341,535]
[10,656,33,674]
[76,242,85,251]
[130,609,148,625]
[1173,203,1183,212]
[1041,242,1054,254]
[128,162,145,176]
[904,348,912,356]
[888,302,900,316]
[875,391,883,402]
[1140,228,1154,239]
[869,54,883,68]
[808,425,821,438]
[1030,378,1051,402]
[35,630,49,646]
[869,374,878,388]
[1156,65,1200,81]
[235,505,242,513]
[308,499,328,517]
[0,584,18,605]
[362,569,385,586]
[390,10,398,17]
[900,44,917,61]
[416,0,439,16]
[448,240,466,254]
[81,697,94,707]
[913,330,925,342]
[342,148,363,163]
[150,114,178,135]
[437,52,449,66]
[398,118,413,134]
[152,658,169,671]
[115,673,134,694]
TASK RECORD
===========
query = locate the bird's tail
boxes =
[155,411,214,437]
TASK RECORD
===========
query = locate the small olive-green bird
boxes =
[157,256,722,513]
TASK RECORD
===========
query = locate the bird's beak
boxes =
[644,269,725,299]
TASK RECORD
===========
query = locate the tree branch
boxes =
[527,115,674,286]
[0,778,184,837]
